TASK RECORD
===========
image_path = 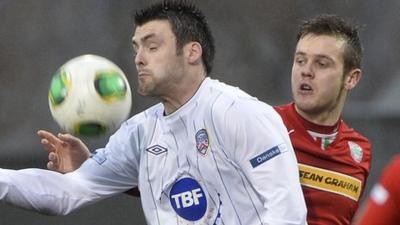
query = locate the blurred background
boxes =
[0,0,399,224]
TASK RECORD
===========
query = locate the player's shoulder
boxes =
[208,79,271,108]
[206,78,255,102]
[205,78,279,123]
[273,103,293,117]
[339,120,372,165]
[273,103,292,111]
[340,120,371,145]
[108,103,163,147]
[123,103,163,128]
[387,154,400,172]
[379,154,400,187]
[392,154,400,164]
[212,88,276,119]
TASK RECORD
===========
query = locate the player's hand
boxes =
[37,130,91,173]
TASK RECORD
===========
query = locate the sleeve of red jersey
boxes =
[355,155,400,225]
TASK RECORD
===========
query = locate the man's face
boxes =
[291,34,348,115]
[132,20,185,97]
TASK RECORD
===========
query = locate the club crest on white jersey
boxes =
[195,129,209,155]
[170,177,207,221]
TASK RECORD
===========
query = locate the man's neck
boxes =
[294,104,342,126]
[162,74,206,115]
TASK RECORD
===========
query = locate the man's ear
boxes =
[344,69,362,91]
[185,42,202,65]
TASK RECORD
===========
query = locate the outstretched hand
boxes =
[37,130,91,173]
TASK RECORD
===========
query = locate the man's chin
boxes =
[138,90,151,97]
[137,87,148,96]
[294,100,318,113]
[137,88,158,97]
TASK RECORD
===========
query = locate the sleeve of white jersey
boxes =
[222,101,308,225]
[0,121,140,215]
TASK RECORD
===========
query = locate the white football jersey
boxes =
[0,78,307,225]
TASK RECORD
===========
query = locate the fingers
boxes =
[47,152,59,170]
[38,130,63,148]
[37,130,58,142]
[47,161,55,170]
[38,130,80,148]
[49,151,58,161]
[40,138,56,153]
[57,133,82,146]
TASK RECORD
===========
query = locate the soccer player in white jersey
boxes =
[0,1,307,224]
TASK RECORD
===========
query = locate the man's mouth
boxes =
[138,71,151,78]
[300,83,312,91]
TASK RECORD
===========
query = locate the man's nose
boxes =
[134,49,145,66]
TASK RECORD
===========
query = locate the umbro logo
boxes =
[146,145,168,155]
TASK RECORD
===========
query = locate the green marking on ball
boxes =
[94,70,127,102]
[74,122,107,136]
[49,68,70,106]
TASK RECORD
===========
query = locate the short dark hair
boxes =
[296,14,362,74]
[134,0,215,75]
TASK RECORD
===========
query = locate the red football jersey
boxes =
[274,103,372,225]
[356,155,400,225]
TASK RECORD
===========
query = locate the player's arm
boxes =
[0,167,98,215]
[222,102,307,224]
[0,123,139,215]
[38,130,141,197]
[355,184,398,225]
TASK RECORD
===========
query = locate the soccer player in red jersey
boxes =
[274,15,371,225]
[354,155,400,225]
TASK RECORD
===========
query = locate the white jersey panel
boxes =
[132,78,307,224]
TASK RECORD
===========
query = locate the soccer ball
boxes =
[48,54,132,136]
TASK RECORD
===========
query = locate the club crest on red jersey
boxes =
[348,141,363,163]
[195,129,209,155]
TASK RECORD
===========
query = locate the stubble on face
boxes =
[137,75,155,96]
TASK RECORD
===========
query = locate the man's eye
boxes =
[317,61,328,67]
[296,58,305,64]
[149,46,158,51]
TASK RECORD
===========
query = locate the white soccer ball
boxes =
[48,54,132,136]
